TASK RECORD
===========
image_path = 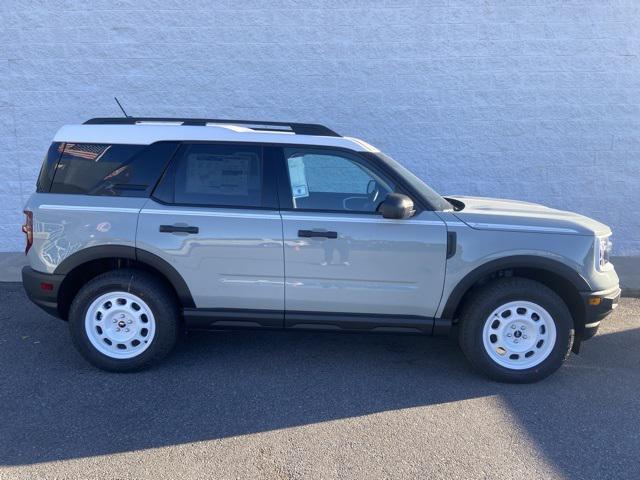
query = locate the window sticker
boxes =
[186,153,251,195]
[288,156,309,199]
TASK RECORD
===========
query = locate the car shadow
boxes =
[1,284,639,479]
[495,323,640,479]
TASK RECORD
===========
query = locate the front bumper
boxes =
[22,266,65,318]
[579,285,621,339]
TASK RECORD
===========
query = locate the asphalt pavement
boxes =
[0,284,639,480]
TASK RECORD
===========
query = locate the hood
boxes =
[448,196,611,236]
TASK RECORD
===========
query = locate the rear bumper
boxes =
[22,266,65,318]
[579,285,621,339]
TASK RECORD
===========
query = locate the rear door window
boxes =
[49,142,178,196]
[154,143,268,208]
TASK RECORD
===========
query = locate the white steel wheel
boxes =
[84,291,157,360]
[482,300,557,370]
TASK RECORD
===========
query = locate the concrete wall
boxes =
[1,0,638,254]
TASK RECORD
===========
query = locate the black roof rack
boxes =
[83,117,341,137]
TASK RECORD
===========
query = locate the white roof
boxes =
[53,124,379,152]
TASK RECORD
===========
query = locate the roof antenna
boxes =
[114,96,130,118]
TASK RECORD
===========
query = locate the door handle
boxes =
[159,225,199,234]
[298,229,338,239]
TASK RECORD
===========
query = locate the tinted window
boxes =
[165,144,263,208]
[36,142,64,192]
[284,148,395,212]
[49,142,177,196]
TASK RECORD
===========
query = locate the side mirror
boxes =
[378,193,415,219]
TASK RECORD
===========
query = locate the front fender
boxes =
[439,254,590,320]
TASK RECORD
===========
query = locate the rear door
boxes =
[136,143,285,327]
[277,147,448,331]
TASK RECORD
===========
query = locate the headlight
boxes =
[596,235,613,271]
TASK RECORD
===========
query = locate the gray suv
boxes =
[21,117,620,382]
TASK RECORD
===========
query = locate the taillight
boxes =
[22,210,33,254]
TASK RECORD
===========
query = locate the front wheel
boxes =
[458,278,574,383]
[68,269,179,372]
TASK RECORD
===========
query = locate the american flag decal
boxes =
[64,143,111,161]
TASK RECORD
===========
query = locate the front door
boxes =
[278,147,448,331]
[136,143,284,327]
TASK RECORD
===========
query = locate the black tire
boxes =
[458,277,574,383]
[68,269,180,372]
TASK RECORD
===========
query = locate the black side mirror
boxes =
[378,193,415,219]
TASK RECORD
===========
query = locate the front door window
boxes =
[284,149,395,213]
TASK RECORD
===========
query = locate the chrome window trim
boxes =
[142,208,281,220]
[281,214,443,226]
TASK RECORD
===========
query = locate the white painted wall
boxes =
[1,0,638,253]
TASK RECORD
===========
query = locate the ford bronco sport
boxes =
[22,118,620,382]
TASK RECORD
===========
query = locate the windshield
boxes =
[370,152,453,211]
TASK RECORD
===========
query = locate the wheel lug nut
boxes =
[511,325,516,329]
[127,320,133,324]
[113,319,117,323]
[125,328,130,332]
[523,335,528,339]
[116,327,120,332]
[507,333,512,337]
[514,339,519,343]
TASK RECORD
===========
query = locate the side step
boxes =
[183,308,452,336]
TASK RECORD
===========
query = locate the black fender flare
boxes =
[441,255,590,319]
[54,245,195,308]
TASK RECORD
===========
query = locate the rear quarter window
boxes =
[49,142,178,197]
[36,142,64,193]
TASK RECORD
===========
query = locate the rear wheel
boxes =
[459,278,574,383]
[68,269,179,372]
